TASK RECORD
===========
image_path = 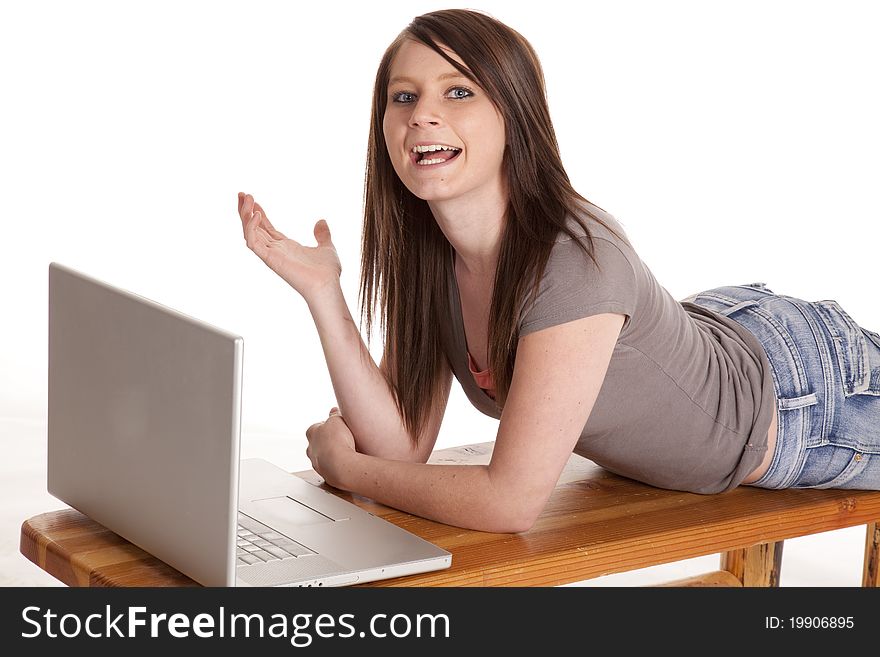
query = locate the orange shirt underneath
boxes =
[467,351,496,400]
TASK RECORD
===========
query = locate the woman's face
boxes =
[382,39,507,203]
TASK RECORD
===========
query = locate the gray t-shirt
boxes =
[441,203,775,494]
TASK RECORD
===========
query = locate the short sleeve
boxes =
[518,235,637,338]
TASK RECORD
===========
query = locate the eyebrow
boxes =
[388,71,471,86]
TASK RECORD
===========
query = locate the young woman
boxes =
[237,9,880,533]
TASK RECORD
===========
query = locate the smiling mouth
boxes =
[410,149,462,166]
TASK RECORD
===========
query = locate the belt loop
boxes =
[777,392,819,410]
[719,299,759,317]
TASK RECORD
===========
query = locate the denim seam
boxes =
[812,300,870,395]
[774,298,836,488]
[863,328,880,351]
[785,298,837,443]
[821,440,880,456]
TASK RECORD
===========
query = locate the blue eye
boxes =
[391,87,475,103]
[448,87,474,99]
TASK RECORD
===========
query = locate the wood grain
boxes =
[651,570,743,587]
[721,541,784,587]
[863,521,880,587]
[20,441,880,587]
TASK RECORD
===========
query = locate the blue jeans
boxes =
[685,283,880,490]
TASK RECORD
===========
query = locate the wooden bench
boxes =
[20,441,880,587]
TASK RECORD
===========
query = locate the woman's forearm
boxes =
[331,452,533,533]
[306,284,422,461]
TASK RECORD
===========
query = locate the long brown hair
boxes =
[359,8,628,447]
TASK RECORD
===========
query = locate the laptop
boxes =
[46,262,452,587]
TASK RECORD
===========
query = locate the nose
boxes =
[408,96,443,128]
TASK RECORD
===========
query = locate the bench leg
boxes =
[720,541,784,587]
[864,522,880,587]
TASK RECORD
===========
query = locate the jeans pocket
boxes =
[793,445,871,489]
[811,300,872,397]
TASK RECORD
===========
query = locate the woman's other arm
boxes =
[311,312,625,532]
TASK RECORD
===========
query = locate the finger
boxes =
[240,194,256,239]
[313,219,332,246]
[246,211,272,254]
[241,194,254,219]
[245,209,261,244]
[244,208,256,244]
[254,201,285,240]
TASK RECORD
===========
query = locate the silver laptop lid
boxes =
[47,262,242,586]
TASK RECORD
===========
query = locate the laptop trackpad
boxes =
[249,496,335,527]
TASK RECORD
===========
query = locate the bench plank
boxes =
[20,441,880,587]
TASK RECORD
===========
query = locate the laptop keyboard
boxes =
[236,512,316,567]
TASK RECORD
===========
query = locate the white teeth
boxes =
[417,157,449,165]
[411,144,461,153]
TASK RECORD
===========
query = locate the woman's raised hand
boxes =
[238,192,342,303]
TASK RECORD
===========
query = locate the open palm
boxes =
[237,192,342,302]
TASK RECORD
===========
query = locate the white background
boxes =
[1,0,877,586]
